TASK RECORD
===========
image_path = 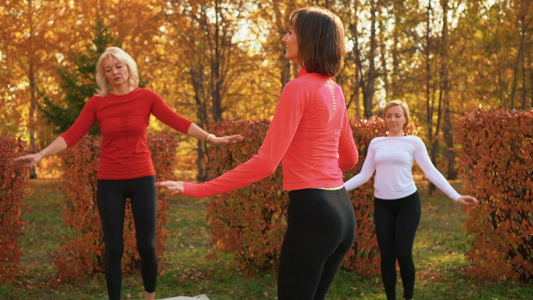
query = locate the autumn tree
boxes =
[40,20,114,135]
[0,0,76,177]
[340,0,381,118]
[2,0,531,181]
[257,0,303,90]
[509,0,532,109]
[159,0,279,180]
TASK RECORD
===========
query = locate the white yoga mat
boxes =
[159,295,209,300]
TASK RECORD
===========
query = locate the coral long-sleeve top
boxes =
[60,87,192,180]
[183,69,358,197]
[344,136,461,201]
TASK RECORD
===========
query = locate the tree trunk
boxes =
[346,6,362,119]
[28,0,37,179]
[391,6,400,100]
[380,20,390,101]
[363,1,378,118]
[208,1,223,122]
[425,0,436,193]
[510,0,529,109]
[190,66,209,181]
[440,0,457,179]
[519,0,531,109]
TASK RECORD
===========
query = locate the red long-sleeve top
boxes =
[183,69,358,197]
[60,88,192,180]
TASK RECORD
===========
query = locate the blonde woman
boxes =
[13,47,242,300]
[344,100,478,300]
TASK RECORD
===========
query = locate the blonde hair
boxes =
[382,100,410,131]
[95,47,139,97]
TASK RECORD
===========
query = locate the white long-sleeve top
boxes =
[344,136,461,201]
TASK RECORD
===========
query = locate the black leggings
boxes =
[375,191,421,300]
[278,187,356,300]
[97,176,158,300]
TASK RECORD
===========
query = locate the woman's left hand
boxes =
[209,134,244,145]
[457,195,479,206]
[155,181,185,196]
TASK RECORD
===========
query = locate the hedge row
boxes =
[4,108,530,284]
[52,132,177,285]
[206,119,287,272]
[0,136,30,282]
[456,109,533,283]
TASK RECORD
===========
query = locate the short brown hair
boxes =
[290,7,345,77]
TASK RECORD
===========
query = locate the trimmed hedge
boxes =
[456,109,533,283]
[0,136,30,282]
[52,133,177,285]
[206,120,286,272]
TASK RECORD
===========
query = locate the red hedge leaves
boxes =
[206,119,287,272]
[456,109,533,283]
[0,136,30,282]
[53,133,177,285]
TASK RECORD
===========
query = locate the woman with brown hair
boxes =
[156,7,358,300]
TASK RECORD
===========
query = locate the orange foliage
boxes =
[456,109,533,283]
[206,119,286,272]
[35,155,64,178]
[52,133,177,285]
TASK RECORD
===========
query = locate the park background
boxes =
[1,0,532,299]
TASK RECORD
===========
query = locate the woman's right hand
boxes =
[155,180,185,196]
[457,195,479,206]
[208,134,244,145]
[12,152,44,168]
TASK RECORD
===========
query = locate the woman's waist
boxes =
[97,155,155,179]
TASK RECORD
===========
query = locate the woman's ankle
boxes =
[145,291,155,300]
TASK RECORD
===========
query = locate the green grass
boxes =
[1,179,531,299]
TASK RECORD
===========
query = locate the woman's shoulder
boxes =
[370,136,393,143]
[367,136,388,148]
[370,136,385,143]
[403,135,427,150]
[134,87,163,101]
[404,135,424,144]
[87,93,105,105]
[284,76,308,89]
[285,71,325,89]
[280,77,314,102]
[134,87,152,95]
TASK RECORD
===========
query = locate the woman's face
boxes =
[281,23,299,63]
[103,56,130,90]
[384,105,407,135]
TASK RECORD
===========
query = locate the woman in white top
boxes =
[344,100,478,300]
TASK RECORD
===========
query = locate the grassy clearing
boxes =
[1,178,531,299]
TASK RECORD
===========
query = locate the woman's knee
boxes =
[395,250,413,264]
[106,244,124,260]
[137,242,156,258]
